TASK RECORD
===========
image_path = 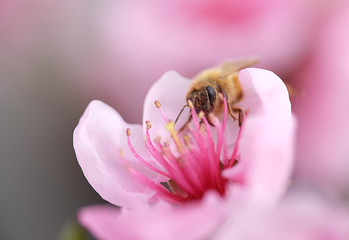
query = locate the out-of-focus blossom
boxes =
[216,190,349,240]
[73,68,294,239]
[87,0,320,122]
[293,3,349,194]
[0,0,94,81]
[0,1,102,239]
[101,0,315,72]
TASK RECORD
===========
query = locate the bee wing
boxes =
[221,58,258,76]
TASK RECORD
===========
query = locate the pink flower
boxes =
[73,68,294,239]
[292,3,349,193]
[100,0,317,74]
[87,0,320,122]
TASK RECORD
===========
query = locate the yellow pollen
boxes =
[183,135,192,147]
[154,100,161,108]
[198,111,205,119]
[166,121,183,151]
[187,100,194,109]
[146,121,152,129]
[126,128,131,136]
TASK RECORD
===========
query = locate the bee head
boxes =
[187,85,217,116]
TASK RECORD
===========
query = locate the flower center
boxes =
[124,97,242,204]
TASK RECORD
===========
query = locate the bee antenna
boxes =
[174,104,189,125]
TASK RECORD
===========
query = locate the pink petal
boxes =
[79,192,227,240]
[142,70,240,151]
[73,100,161,209]
[225,68,294,205]
[216,191,349,240]
[293,3,349,191]
[238,68,292,116]
[142,71,191,138]
[88,0,319,124]
[78,205,129,240]
[101,0,316,80]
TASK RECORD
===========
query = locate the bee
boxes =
[175,58,257,130]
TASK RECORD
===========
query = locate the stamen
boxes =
[193,111,225,194]
[187,100,194,109]
[154,100,169,123]
[125,164,184,203]
[144,124,173,170]
[166,121,184,152]
[183,135,192,147]
[121,145,187,203]
[126,128,171,178]
[174,133,208,193]
[220,96,228,165]
[186,106,209,161]
[166,121,210,197]
[198,111,205,119]
[162,148,202,198]
[146,120,152,129]
[144,124,202,198]
[205,116,226,193]
[188,100,200,131]
[200,115,220,188]
[227,115,246,168]
[124,98,243,203]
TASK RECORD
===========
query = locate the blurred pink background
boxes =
[1,0,349,239]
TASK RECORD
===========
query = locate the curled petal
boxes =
[143,71,191,139]
[142,70,240,151]
[225,68,294,205]
[238,68,292,116]
[73,100,161,209]
[294,4,349,190]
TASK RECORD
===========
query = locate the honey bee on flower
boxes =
[73,65,294,240]
[177,58,257,129]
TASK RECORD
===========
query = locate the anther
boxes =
[154,100,169,123]
[183,135,192,147]
[126,128,131,136]
[188,100,194,109]
[154,100,161,108]
[166,121,183,150]
[198,111,205,119]
[146,121,152,129]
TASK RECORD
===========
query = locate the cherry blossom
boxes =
[73,68,294,239]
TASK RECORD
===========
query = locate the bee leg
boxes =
[178,114,192,133]
[232,107,244,127]
[219,90,238,122]
[220,90,244,126]
[227,104,238,121]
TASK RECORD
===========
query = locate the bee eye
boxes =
[205,86,216,107]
